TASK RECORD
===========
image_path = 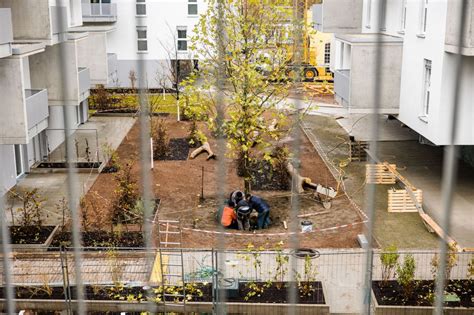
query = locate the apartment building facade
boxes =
[313,0,473,145]
[0,0,93,194]
[82,0,207,89]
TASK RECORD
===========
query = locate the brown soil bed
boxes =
[79,117,363,249]
[49,231,144,249]
[3,282,325,304]
[155,138,190,161]
[9,226,55,244]
[372,280,474,307]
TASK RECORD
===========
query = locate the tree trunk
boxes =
[243,155,252,194]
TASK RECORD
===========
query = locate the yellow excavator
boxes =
[285,0,333,82]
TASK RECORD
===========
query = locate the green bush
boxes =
[396,254,416,300]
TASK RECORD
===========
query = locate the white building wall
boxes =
[107,0,206,88]
[0,144,17,194]
[397,0,473,145]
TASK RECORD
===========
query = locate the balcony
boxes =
[311,0,363,34]
[0,0,69,44]
[333,34,403,114]
[0,8,12,58]
[445,0,474,55]
[334,69,350,107]
[25,89,49,129]
[78,67,91,101]
[82,3,117,23]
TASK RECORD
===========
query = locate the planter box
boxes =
[10,226,60,252]
[372,290,473,315]
[0,299,330,314]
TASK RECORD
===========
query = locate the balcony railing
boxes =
[82,3,117,22]
[334,69,350,106]
[25,89,49,128]
[78,67,91,101]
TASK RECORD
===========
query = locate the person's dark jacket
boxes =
[248,195,270,213]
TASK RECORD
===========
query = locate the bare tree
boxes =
[157,22,195,121]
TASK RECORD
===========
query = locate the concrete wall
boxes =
[0,0,52,41]
[77,32,109,85]
[0,8,13,44]
[107,59,173,88]
[46,105,79,151]
[312,0,363,34]
[0,58,28,145]
[29,41,80,106]
[0,144,17,194]
[445,0,474,55]
[349,43,402,112]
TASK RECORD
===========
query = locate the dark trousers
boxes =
[257,210,270,229]
[226,220,239,229]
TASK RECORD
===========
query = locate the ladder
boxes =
[158,219,186,312]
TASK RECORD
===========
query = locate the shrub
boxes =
[112,163,139,225]
[152,119,169,159]
[9,188,45,227]
[431,242,458,286]
[396,254,416,301]
[380,244,399,286]
[91,84,112,111]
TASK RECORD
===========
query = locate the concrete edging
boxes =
[371,288,472,314]
[10,225,60,252]
[0,300,330,314]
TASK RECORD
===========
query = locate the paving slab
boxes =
[5,116,136,226]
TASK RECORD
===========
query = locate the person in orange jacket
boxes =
[216,205,238,229]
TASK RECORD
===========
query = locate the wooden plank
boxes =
[297,210,330,218]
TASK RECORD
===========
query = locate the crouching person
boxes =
[236,200,252,231]
[216,205,238,229]
[247,194,271,229]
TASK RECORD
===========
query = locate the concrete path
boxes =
[5,116,136,226]
[301,109,474,250]
[376,141,474,249]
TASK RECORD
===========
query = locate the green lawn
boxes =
[89,93,179,114]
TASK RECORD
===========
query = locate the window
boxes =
[380,0,387,30]
[177,27,188,51]
[137,27,147,52]
[422,59,432,117]
[14,144,26,177]
[400,0,407,32]
[365,0,372,28]
[324,43,331,65]
[188,0,198,16]
[136,0,146,16]
[420,0,428,34]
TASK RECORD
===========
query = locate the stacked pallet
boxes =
[365,164,397,184]
[387,188,423,213]
[349,141,369,162]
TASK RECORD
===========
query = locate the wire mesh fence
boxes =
[0,248,472,312]
[0,0,472,314]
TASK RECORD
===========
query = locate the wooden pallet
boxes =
[366,164,397,184]
[349,141,368,162]
[388,188,423,213]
